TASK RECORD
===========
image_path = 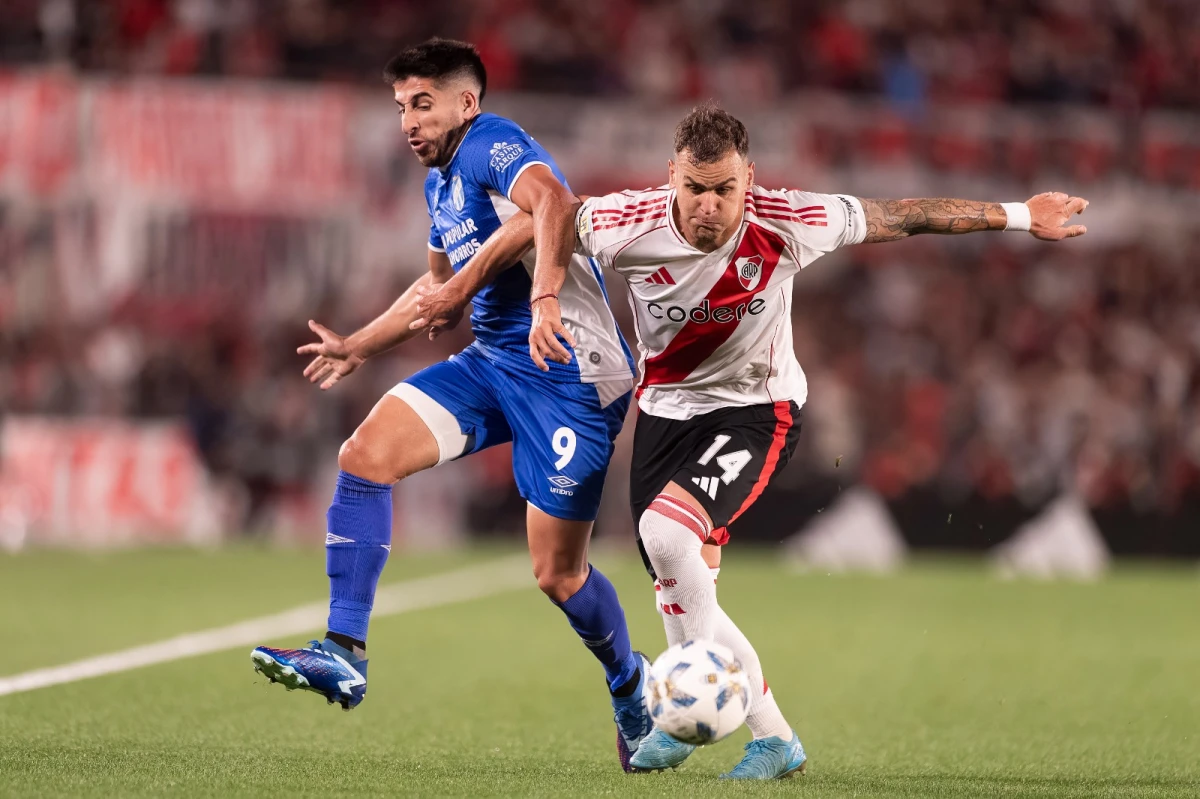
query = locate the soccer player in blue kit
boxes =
[251,39,653,770]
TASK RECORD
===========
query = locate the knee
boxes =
[640,503,705,562]
[338,433,398,485]
[639,510,677,563]
[533,563,588,603]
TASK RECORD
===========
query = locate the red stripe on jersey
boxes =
[647,498,708,542]
[638,223,787,394]
[592,199,668,218]
[593,195,667,212]
[595,200,672,219]
[752,197,826,213]
[754,211,828,226]
[752,197,797,210]
[594,211,667,231]
[709,401,793,545]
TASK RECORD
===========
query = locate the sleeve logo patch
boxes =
[576,207,591,236]
[489,141,526,171]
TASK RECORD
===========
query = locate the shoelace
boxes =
[729,739,779,776]
[613,703,651,739]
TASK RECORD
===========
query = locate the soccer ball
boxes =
[646,640,752,745]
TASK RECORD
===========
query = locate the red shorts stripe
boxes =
[709,401,794,545]
[647,498,708,542]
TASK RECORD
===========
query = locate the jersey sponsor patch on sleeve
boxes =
[489,141,526,172]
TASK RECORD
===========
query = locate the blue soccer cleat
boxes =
[612,651,655,772]
[628,728,696,772]
[720,732,807,780]
[251,639,367,711]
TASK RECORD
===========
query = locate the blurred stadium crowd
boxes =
[6,235,1200,551]
[2,0,1199,110]
[2,1,1199,554]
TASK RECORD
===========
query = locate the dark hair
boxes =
[382,38,487,101]
[673,101,749,163]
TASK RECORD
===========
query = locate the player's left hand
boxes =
[297,320,366,390]
[529,296,576,372]
[1027,192,1088,241]
[410,283,466,341]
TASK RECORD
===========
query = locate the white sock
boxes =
[640,495,717,641]
[654,579,687,646]
[655,567,721,645]
[643,500,793,741]
[710,603,792,740]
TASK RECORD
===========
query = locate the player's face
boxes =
[393,78,477,168]
[669,149,754,253]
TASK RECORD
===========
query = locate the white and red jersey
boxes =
[576,184,866,420]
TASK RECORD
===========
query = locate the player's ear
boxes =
[746,160,755,187]
[668,159,676,186]
[460,89,479,117]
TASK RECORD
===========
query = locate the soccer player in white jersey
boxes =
[418,102,1087,779]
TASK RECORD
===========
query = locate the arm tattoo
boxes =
[858,198,1007,243]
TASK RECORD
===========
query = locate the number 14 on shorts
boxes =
[694,435,751,499]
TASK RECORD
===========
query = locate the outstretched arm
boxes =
[410,212,536,339]
[857,192,1088,243]
[299,250,454,389]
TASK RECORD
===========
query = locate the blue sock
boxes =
[325,470,393,643]
[557,565,638,693]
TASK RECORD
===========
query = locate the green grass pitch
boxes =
[1,545,1197,797]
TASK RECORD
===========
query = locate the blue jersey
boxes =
[424,113,633,385]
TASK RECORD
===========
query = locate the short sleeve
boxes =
[759,190,866,268]
[574,190,670,272]
[428,223,445,253]
[460,118,550,201]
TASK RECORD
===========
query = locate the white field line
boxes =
[0,554,532,698]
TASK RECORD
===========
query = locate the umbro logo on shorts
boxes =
[548,474,578,496]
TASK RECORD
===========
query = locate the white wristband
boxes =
[1001,202,1031,232]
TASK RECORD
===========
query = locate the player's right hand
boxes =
[1026,192,1088,240]
[529,296,576,372]
[410,282,466,341]
[298,320,365,390]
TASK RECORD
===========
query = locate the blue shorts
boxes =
[388,343,632,522]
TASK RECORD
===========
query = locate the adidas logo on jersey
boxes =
[692,475,720,499]
[644,267,675,285]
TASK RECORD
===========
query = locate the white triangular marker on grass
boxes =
[991,494,1109,580]
[785,487,907,573]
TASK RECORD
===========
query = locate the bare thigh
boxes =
[337,395,441,484]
